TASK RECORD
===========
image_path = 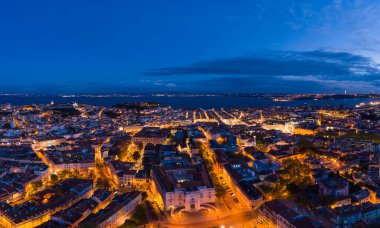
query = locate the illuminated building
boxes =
[260,200,335,228]
[151,163,215,211]
[79,191,142,228]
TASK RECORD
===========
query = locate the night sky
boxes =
[1,0,380,94]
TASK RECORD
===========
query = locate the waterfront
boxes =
[0,95,376,109]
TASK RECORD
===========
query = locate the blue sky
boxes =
[1,0,380,93]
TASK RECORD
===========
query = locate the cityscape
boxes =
[1,99,380,227]
[2,1,380,227]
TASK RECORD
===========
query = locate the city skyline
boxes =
[1,1,380,93]
[3,2,380,227]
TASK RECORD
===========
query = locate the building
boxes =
[223,162,263,208]
[106,159,137,187]
[260,199,335,228]
[333,203,380,227]
[47,189,113,227]
[133,127,169,144]
[371,143,380,154]
[151,163,215,211]
[79,191,142,228]
[44,148,95,172]
[352,189,370,204]
[0,179,93,228]
[0,145,41,163]
[318,178,349,197]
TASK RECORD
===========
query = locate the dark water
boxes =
[0,95,376,109]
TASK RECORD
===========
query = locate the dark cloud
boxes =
[193,76,307,93]
[145,50,380,80]
[144,50,380,93]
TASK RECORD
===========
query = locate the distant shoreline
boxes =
[0,94,378,109]
[1,93,379,99]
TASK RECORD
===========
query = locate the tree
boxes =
[59,170,72,178]
[2,123,11,129]
[103,110,120,118]
[117,144,129,161]
[96,162,104,170]
[141,192,148,201]
[295,137,317,154]
[72,169,80,176]
[215,185,227,198]
[120,220,138,228]
[96,178,110,189]
[30,181,43,191]
[79,222,99,228]
[132,151,141,161]
[136,142,144,150]
[50,174,58,183]
[130,205,148,224]
[281,158,314,190]
[209,171,226,198]
[119,205,148,228]
[88,170,95,179]
[266,159,314,199]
